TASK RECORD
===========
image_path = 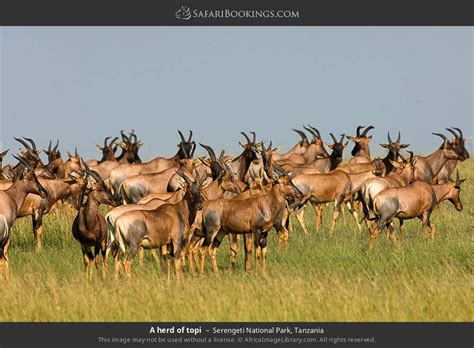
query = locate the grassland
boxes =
[0,161,472,322]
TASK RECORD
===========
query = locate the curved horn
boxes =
[219,149,225,160]
[23,137,37,152]
[53,139,59,152]
[190,142,196,158]
[361,125,374,136]
[445,128,458,139]
[104,136,111,147]
[241,132,251,144]
[452,127,464,139]
[303,125,318,139]
[14,137,32,152]
[356,126,365,137]
[120,130,129,143]
[308,125,321,139]
[178,130,186,142]
[396,131,401,143]
[75,147,79,157]
[188,130,193,142]
[13,154,32,169]
[250,131,256,144]
[130,132,137,144]
[432,132,448,142]
[109,137,119,146]
[268,140,272,151]
[339,133,345,143]
[407,150,414,163]
[329,133,337,143]
[47,140,52,153]
[199,143,216,161]
[292,129,308,142]
[387,131,392,143]
[80,157,90,171]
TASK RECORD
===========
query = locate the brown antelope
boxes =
[12,137,54,179]
[361,151,417,222]
[369,171,466,250]
[16,175,83,251]
[227,132,260,182]
[70,161,118,278]
[87,136,119,166]
[347,125,374,164]
[116,130,143,164]
[434,128,470,184]
[291,170,353,235]
[280,133,348,177]
[379,131,410,175]
[199,166,302,274]
[0,156,48,275]
[108,130,196,197]
[270,129,310,162]
[114,170,206,280]
[119,155,195,204]
[413,132,460,183]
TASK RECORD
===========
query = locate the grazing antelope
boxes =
[108,130,195,198]
[199,166,302,274]
[434,127,470,184]
[70,161,118,279]
[347,125,374,164]
[369,171,466,250]
[0,156,48,275]
[114,170,206,280]
[413,132,459,183]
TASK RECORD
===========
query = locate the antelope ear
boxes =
[176,176,186,189]
[274,145,281,152]
[239,142,246,149]
[400,144,410,148]
[201,177,213,189]
[326,143,334,149]
[367,136,373,141]
[346,136,356,142]
[389,160,403,169]
[379,143,389,148]
[343,141,349,148]
[96,145,103,151]
[464,136,472,142]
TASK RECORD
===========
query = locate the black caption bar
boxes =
[0,322,472,347]
[0,0,473,25]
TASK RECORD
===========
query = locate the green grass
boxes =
[0,161,473,322]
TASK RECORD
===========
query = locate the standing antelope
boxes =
[347,125,374,164]
[200,166,302,274]
[379,131,410,175]
[70,161,118,278]
[369,171,466,250]
[0,156,48,275]
[434,127,469,184]
[114,170,206,280]
[413,132,459,183]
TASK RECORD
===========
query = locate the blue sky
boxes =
[0,27,472,163]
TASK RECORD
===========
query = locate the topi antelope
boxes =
[434,127,470,184]
[199,165,302,274]
[70,160,118,279]
[369,170,466,250]
[347,125,374,164]
[413,132,459,183]
[114,170,206,280]
[0,156,48,275]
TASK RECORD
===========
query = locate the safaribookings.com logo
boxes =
[175,6,300,21]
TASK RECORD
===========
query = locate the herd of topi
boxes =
[0,126,469,279]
